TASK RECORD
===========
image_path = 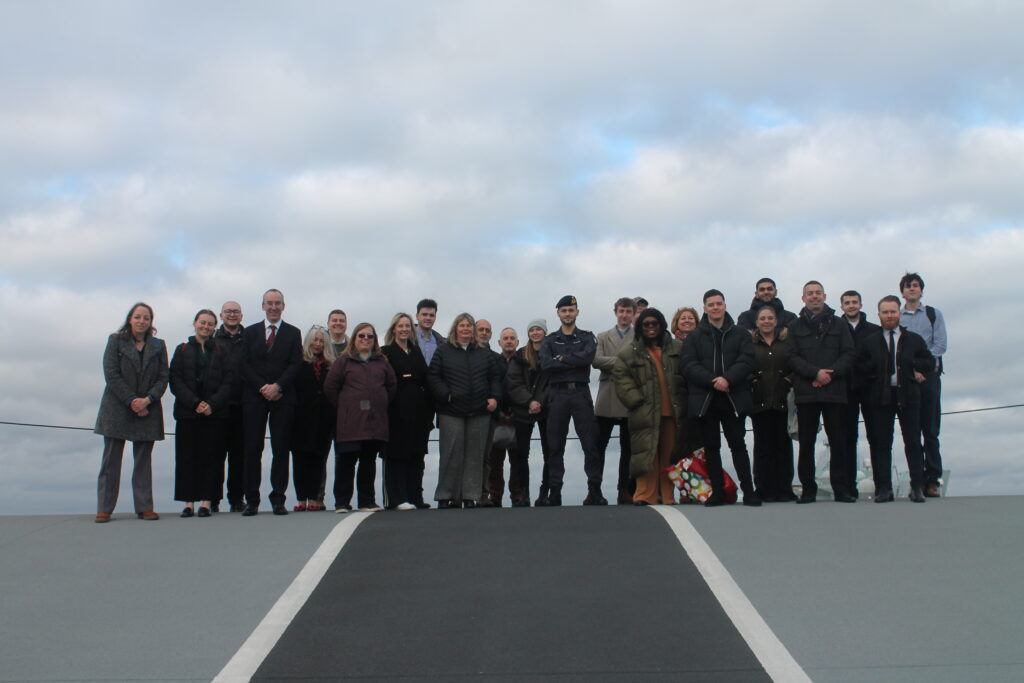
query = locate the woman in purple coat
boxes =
[324,322,397,512]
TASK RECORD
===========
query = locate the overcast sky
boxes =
[2,1,1022,513]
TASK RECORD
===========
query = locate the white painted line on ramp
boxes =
[212,512,374,683]
[653,506,811,683]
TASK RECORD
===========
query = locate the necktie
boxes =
[888,330,896,376]
[266,324,277,350]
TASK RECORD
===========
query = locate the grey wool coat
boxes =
[94,334,169,442]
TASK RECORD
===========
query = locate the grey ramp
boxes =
[254,507,771,682]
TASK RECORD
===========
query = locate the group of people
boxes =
[92,272,947,521]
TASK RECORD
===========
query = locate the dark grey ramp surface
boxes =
[254,507,772,682]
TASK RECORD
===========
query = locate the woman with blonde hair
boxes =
[671,307,699,342]
[325,322,396,512]
[381,312,434,510]
[94,302,169,522]
[749,306,797,502]
[290,325,337,511]
[427,313,501,508]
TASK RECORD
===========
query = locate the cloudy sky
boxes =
[2,1,1022,513]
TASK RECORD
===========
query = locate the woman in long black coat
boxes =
[169,309,234,517]
[381,313,434,510]
[290,325,337,511]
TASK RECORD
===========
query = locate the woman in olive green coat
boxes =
[612,308,685,505]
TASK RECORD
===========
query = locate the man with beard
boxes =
[737,277,797,332]
[787,281,856,503]
[840,290,880,498]
[860,295,935,502]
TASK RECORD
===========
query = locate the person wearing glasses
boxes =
[324,322,396,512]
[612,308,684,505]
[381,313,434,509]
[427,312,501,509]
[212,301,245,512]
[94,302,169,522]
[290,325,337,511]
[169,309,234,518]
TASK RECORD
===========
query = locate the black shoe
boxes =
[547,490,562,507]
[705,492,726,507]
[874,489,894,503]
[777,490,798,502]
[834,492,857,503]
[743,492,763,507]
[534,486,550,507]
[180,506,194,518]
[272,505,289,515]
[197,506,212,517]
[583,487,608,505]
[632,500,650,506]
[210,503,220,513]
[462,500,478,509]
[511,498,530,507]
[242,504,258,516]
[229,503,246,513]
[437,500,456,509]
[909,486,926,503]
[797,490,817,504]
[413,501,431,509]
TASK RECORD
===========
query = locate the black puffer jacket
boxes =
[427,342,501,417]
[506,347,550,423]
[680,313,755,417]
[786,306,855,404]
[169,337,234,420]
[736,297,797,331]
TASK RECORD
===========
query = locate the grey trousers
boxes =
[435,413,491,502]
[98,437,155,514]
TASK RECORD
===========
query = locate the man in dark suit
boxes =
[240,288,303,516]
[840,289,881,498]
[860,295,934,503]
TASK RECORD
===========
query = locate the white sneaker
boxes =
[335,507,350,514]
[396,502,416,511]
[359,505,383,512]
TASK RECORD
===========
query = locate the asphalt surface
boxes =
[253,507,769,682]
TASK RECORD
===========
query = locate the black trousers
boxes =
[513,418,549,498]
[750,409,794,499]
[843,391,873,495]
[597,416,634,495]
[918,373,943,484]
[796,402,848,496]
[174,418,225,502]
[243,399,294,507]
[868,391,924,490]
[292,439,331,502]
[215,404,245,506]
[697,408,753,494]
[334,440,380,509]
[382,457,419,507]
[545,386,602,489]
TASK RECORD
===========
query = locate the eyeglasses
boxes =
[356,333,376,340]
[222,309,241,315]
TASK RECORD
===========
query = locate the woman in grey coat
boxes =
[93,302,169,522]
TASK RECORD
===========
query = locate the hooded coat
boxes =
[612,333,685,477]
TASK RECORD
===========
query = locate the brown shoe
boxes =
[924,483,941,498]
[137,510,160,520]
[95,512,111,523]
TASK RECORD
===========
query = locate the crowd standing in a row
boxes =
[92,272,947,521]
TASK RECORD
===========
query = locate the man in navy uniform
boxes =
[538,295,605,506]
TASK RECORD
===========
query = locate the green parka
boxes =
[612,335,686,478]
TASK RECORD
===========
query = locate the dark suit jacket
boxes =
[240,320,304,405]
[858,326,934,409]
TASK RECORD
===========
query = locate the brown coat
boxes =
[324,353,397,443]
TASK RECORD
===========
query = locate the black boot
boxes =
[534,486,551,507]
[741,485,762,507]
[547,485,562,507]
[583,486,608,505]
